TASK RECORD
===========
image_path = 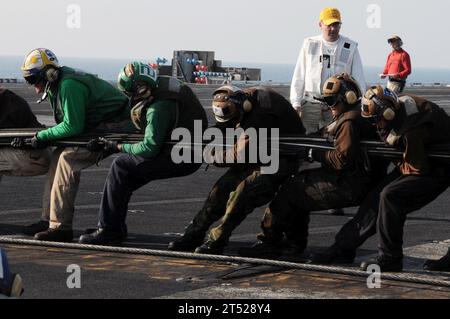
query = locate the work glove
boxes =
[86,138,120,153]
[86,138,104,152]
[30,134,48,149]
[10,137,25,148]
[101,138,120,153]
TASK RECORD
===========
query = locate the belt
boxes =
[389,77,406,84]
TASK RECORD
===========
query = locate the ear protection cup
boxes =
[242,99,252,112]
[45,67,59,83]
[338,73,360,105]
[344,90,358,105]
[323,73,361,106]
[382,107,396,121]
[231,91,252,113]
[362,85,398,121]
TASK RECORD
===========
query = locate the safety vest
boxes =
[49,66,128,130]
[133,76,208,154]
[149,76,208,135]
[304,35,358,97]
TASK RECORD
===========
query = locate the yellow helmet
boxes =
[21,48,60,84]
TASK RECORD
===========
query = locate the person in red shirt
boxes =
[380,35,411,93]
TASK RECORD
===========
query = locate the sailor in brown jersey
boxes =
[240,74,385,259]
[169,85,305,255]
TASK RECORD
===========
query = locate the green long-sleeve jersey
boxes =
[37,66,129,141]
[122,99,177,158]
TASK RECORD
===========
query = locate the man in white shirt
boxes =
[290,7,366,135]
[291,7,366,216]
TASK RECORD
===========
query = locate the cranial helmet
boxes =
[117,61,158,98]
[21,48,60,85]
[321,73,362,107]
[211,85,252,122]
[361,85,399,121]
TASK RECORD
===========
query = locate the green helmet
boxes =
[117,61,158,96]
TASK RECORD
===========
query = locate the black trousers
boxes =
[334,169,399,251]
[98,154,201,233]
[336,166,450,258]
[377,169,450,258]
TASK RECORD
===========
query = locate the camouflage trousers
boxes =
[182,157,300,246]
[260,167,372,246]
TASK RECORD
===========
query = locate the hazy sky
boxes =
[0,0,447,68]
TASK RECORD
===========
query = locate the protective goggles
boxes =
[24,75,40,85]
[323,94,342,107]
[361,103,380,124]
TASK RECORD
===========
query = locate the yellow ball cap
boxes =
[320,7,341,26]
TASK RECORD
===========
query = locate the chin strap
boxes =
[36,81,51,104]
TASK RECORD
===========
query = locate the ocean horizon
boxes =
[1,55,450,85]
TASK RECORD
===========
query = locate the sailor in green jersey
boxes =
[19,48,136,242]
[78,61,207,245]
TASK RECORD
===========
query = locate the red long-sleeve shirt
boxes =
[383,49,412,79]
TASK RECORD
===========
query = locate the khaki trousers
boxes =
[42,147,100,230]
[298,101,333,135]
[387,80,405,94]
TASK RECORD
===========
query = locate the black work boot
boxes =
[423,249,450,271]
[168,234,205,252]
[310,243,356,264]
[282,240,307,258]
[78,228,124,245]
[238,240,283,259]
[22,220,49,236]
[360,255,403,272]
[34,228,73,243]
[195,240,226,255]
[168,208,216,251]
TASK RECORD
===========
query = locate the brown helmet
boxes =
[211,86,241,122]
[361,85,399,121]
[211,85,253,122]
[322,73,362,107]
